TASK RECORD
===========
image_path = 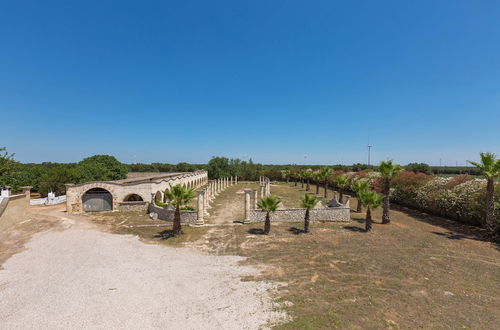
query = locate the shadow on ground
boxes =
[288,227,305,235]
[247,228,265,235]
[342,225,366,233]
[391,204,493,244]
[154,230,175,240]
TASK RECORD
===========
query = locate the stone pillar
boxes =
[204,188,210,210]
[1,186,11,198]
[230,176,233,185]
[253,189,258,209]
[151,193,156,204]
[235,176,238,184]
[260,184,265,198]
[266,180,271,196]
[211,181,215,197]
[22,186,32,207]
[196,190,205,224]
[244,189,252,223]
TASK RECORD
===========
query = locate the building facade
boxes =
[65,171,208,213]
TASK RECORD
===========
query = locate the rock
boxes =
[149,212,158,220]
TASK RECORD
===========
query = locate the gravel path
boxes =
[0,211,285,329]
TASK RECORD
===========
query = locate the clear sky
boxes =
[1,0,499,165]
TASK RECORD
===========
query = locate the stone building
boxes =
[65,171,208,213]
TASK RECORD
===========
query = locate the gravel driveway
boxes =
[0,214,285,329]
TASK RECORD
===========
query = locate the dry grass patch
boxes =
[199,182,500,329]
[86,211,208,247]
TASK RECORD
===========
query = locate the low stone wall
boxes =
[148,203,198,224]
[117,201,149,212]
[248,207,350,223]
[0,194,29,231]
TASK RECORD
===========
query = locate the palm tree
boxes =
[352,181,369,213]
[301,194,318,233]
[303,170,312,191]
[318,167,333,198]
[378,160,403,224]
[292,171,299,186]
[334,175,349,203]
[164,184,196,236]
[468,152,500,241]
[359,190,383,232]
[297,171,305,189]
[281,170,291,183]
[313,172,322,194]
[257,196,281,234]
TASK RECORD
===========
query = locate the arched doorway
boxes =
[154,191,163,202]
[82,188,113,212]
[124,194,143,201]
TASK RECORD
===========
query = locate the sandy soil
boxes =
[0,205,286,329]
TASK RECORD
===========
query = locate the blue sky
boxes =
[1,0,499,165]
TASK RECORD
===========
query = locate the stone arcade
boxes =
[65,171,208,213]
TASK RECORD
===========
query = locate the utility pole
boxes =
[367,144,372,166]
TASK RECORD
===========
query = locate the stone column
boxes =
[235,176,238,184]
[266,180,271,196]
[22,186,32,207]
[244,189,252,223]
[230,176,233,186]
[253,189,258,209]
[204,188,210,210]
[196,190,205,224]
[1,186,11,198]
[260,184,265,198]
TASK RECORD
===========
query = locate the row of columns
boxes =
[243,177,271,222]
[196,176,238,224]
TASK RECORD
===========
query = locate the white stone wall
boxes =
[65,171,208,213]
[148,203,198,224]
[248,207,350,222]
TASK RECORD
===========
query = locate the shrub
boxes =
[155,200,168,208]
[181,206,194,211]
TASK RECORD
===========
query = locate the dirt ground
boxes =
[1,182,499,329]
[0,204,287,330]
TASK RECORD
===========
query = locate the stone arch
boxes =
[124,194,143,202]
[82,187,113,212]
[155,191,163,202]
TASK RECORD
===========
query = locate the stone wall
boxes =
[117,201,149,212]
[66,170,208,213]
[0,194,29,231]
[248,207,350,223]
[148,203,198,224]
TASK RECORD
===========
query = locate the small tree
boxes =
[352,181,369,213]
[281,170,291,183]
[378,160,403,224]
[359,190,383,232]
[313,172,322,194]
[257,196,281,235]
[301,194,318,233]
[468,152,500,241]
[297,171,305,188]
[164,185,196,236]
[319,168,333,198]
[292,171,299,186]
[334,175,349,203]
[303,170,312,191]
